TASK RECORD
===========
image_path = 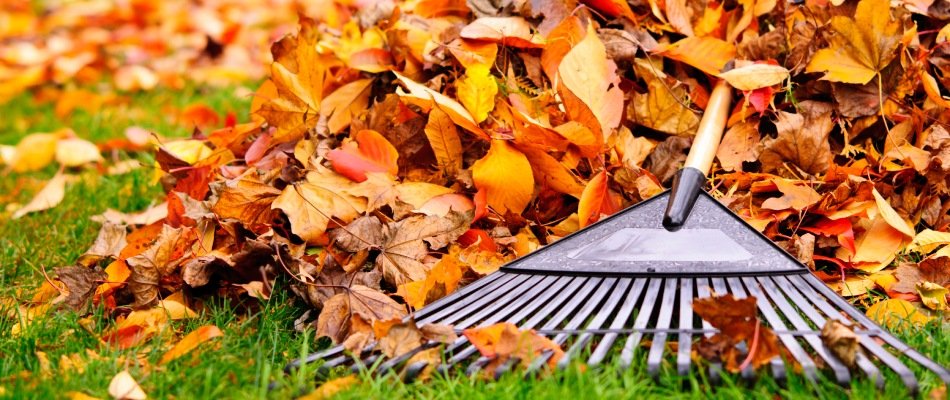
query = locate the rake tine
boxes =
[375,342,440,376]
[695,277,723,383]
[427,275,563,370]
[441,277,597,375]
[676,278,695,376]
[526,278,619,375]
[448,275,555,327]
[808,273,950,387]
[285,345,347,373]
[419,273,529,325]
[413,272,507,320]
[723,277,758,381]
[647,278,679,376]
[747,276,851,385]
[557,278,632,370]
[588,278,648,366]
[710,277,728,295]
[620,278,663,369]
[769,276,883,387]
[792,274,924,391]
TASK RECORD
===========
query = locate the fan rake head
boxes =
[288,270,950,393]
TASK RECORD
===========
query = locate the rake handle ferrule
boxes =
[663,80,732,231]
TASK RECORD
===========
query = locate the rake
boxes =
[287,81,950,392]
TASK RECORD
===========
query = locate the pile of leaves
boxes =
[15,0,950,374]
[0,0,306,102]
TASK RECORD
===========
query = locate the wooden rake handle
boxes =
[662,80,733,231]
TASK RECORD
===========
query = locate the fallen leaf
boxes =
[717,63,789,91]
[55,266,107,310]
[761,179,821,211]
[472,139,534,214]
[159,325,224,364]
[272,169,367,244]
[327,129,399,182]
[13,172,67,219]
[108,371,147,400]
[759,102,834,176]
[463,322,563,375]
[820,320,858,368]
[558,25,623,135]
[805,0,902,84]
[865,298,932,329]
[298,375,359,400]
[716,121,760,172]
[457,64,497,124]
[577,171,618,227]
[916,281,949,311]
[424,107,463,178]
[11,133,57,172]
[692,294,781,372]
[56,138,103,167]
[658,36,736,76]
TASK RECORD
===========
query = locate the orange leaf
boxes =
[802,218,856,255]
[327,130,399,182]
[657,36,736,76]
[159,325,224,364]
[472,140,534,214]
[578,171,618,228]
[463,322,564,373]
[580,0,637,20]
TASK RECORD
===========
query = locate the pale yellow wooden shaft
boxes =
[683,80,732,175]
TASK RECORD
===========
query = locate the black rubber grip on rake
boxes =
[663,167,705,231]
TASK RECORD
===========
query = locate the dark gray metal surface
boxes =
[502,190,806,275]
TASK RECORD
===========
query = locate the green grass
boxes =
[0,85,948,399]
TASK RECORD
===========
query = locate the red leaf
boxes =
[458,229,497,252]
[327,129,399,182]
[802,218,856,255]
[746,87,773,114]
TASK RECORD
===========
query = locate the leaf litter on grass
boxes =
[6,0,950,395]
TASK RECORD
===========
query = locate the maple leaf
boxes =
[272,169,367,244]
[320,78,373,134]
[463,322,564,375]
[211,174,281,229]
[332,211,471,286]
[805,0,902,85]
[126,225,194,308]
[758,101,834,176]
[254,18,338,143]
[54,266,107,310]
[716,121,760,172]
[692,294,781,372]
[316,285,407,343]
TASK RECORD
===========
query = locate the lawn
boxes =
[0,87,948,399]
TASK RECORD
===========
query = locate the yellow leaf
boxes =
[457,64,497,123]
[56,138,103,167]
[909,229,950,255]
[11,133,57,172]
[159,325,224,365]
[631,59,701,136]
[13,172,66,219]
[917,282,949,311]
[108,371,147,400]
[558,26,624,134]
[658,36,736,76]
[845,217,907,268]
[297,375,359,400]
[804,0,901,84]
[271,169,367,244]
[424,106,463,177]
[472,140,534,213]
[319,78,372,134]
[872,188,915,237]
[866,299,932,330]
[393,71,486,139]
[716,63,789,91]
[829,276,875,297]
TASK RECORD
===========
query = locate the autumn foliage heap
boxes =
[25,0,950,367]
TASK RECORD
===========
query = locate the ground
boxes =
[1,87,948,399]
